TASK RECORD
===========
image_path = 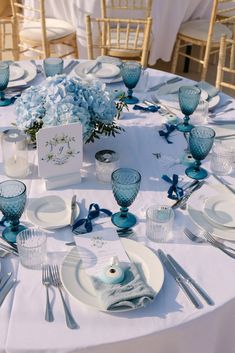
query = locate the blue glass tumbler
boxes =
[43,58,64,77]
[177,86,201,133]
[185,126,215,180]
[0,180,27,243]
[111,168,141,229]
[121,61,142,104]
[0,62,12,107]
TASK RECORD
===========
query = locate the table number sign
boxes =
[36,123,83,189]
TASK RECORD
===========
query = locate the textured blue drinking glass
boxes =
[0,62,12,107]
[111,168,141,229]
[43,58,64,77]
[0,180,27,243]
[177,86,201,133]
[121,62,142,104]
[185,126,215,180]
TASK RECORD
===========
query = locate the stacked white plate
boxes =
[7,61,37,88]
[74,61,122,84]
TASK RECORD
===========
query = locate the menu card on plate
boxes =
[74,228,130,277]
[36,123,83,189]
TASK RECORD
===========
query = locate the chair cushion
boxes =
[20,18,75,42]
[179,19,232,43]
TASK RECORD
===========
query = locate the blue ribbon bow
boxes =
[72,203,112,234]
[162,174,184,200]
[133,104,160,112]
[158,124,176,144]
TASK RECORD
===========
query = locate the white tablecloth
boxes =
[24,0,212,64]
[0,61,235,353]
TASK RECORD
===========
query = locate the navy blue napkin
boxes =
[133,104,160,112]
[158,124,176,144]
[72,203,112,234]
[162,174,184,200]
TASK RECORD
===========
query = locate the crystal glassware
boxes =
[0,180,27,243]
[95,150,119,183]
[121,61,142,104]
[210,141,234,175]
[146,205,174,242]
[185,126,215,180]
[177,86,201,133]
[43,58,64,77]
[0,62,12,107]
[17,228,47,269]
[111,168,141,229]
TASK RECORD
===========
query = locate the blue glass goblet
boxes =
[0,62,12,107]
[185,126,215,180]
[0,180,27,243]
[121,61,142,104]
[177,86,201,133]
[111,168,141,229]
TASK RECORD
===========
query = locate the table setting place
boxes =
[1,56,235,353]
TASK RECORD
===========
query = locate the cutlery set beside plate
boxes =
[74,61,123,84]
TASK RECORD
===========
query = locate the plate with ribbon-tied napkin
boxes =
[60,238,164,312]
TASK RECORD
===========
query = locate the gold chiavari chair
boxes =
[10,0,78,60]
[171,0,235,82]
[216,35,235,91]
[85,15,152,67]
[101,0,152,18]
[0,0,17,60]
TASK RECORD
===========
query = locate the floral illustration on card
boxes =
[41,133,80,165]
[91,235,106,248]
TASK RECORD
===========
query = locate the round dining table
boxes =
[0,59,235,353]
[24,0,213,65]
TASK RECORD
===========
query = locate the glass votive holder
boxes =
[210,141,234,175]
[95,150,119,182]
[146,205,174,242]
[43,58,64,77]
[17,228,47,269]
[134,68,149,93]
[1,129,29,178]
[190,99,208,125]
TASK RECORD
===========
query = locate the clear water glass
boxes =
[0,62,12,107]
[121,61,142,104]
[210,141,234,175]
[0,180,27,243]
[177,86,201,133]
[111,168,141,229]
[17,228,47,269]
[146,205,174,242]
[185,126,215,180]
[43,58,64,77]
[190,99,208,125]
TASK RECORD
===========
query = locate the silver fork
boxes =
[184,228,235,259]
[202,231,235,253]
[42,264,54,322]
[50,265,77,329]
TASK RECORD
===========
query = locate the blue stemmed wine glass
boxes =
[185,126,215,180]
[0,62,12,107]
[177,86,201,133]
[111,168,141,229]
[0,180,27,243]
[121,61,142,104]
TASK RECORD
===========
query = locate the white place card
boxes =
[36,123,83,188]
[74,228,130,277]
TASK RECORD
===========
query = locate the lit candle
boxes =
[95,150,119,183]
[5,156,29,178]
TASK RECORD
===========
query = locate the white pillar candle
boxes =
[5,156,29,178]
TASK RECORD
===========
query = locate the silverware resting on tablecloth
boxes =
[0,241,18,256]
[171,181,205,210]
[0,277,16,307]
[42,264,54,322]
[213,174,235,195]
[147,76,183,92]
[70,195,77,226]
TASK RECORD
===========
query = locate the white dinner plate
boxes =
[94,63,120,79]
[12,61,37,84]
[9,64,25,81]
[74,61,122,84]
[60,238,164,312]
[204,195,235,228]
[27,195,79,230]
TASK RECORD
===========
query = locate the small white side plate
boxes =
[60,238,164,312]
[27,195,79,229]
[74,61,122,84]
[95,63,120,78]
[9,64,25,81]
[204,195,235,228]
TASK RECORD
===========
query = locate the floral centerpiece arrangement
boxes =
[14,75,124,144]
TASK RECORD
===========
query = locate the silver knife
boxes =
[213,174,235,195]
[70,195,77,226]
[167,254,214,306]
[148,77,182,92]
[0,242,18,256]
[0,272,12,291]
[158,250,201,308]
[84,61,99,74]
[0,278,16,307]
[171,181,204,209]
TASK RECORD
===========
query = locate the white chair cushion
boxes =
[179,19,232,43]
[20,18,75,42]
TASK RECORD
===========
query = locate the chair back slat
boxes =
[101,0,152,18]
[216,35,235,91]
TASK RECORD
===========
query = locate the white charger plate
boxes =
[204,195,235,228]
[74,61,122,84]
[95,63,120,78]
[27,195,79,230]
[60,238,164,312]
[9,64,25,81]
